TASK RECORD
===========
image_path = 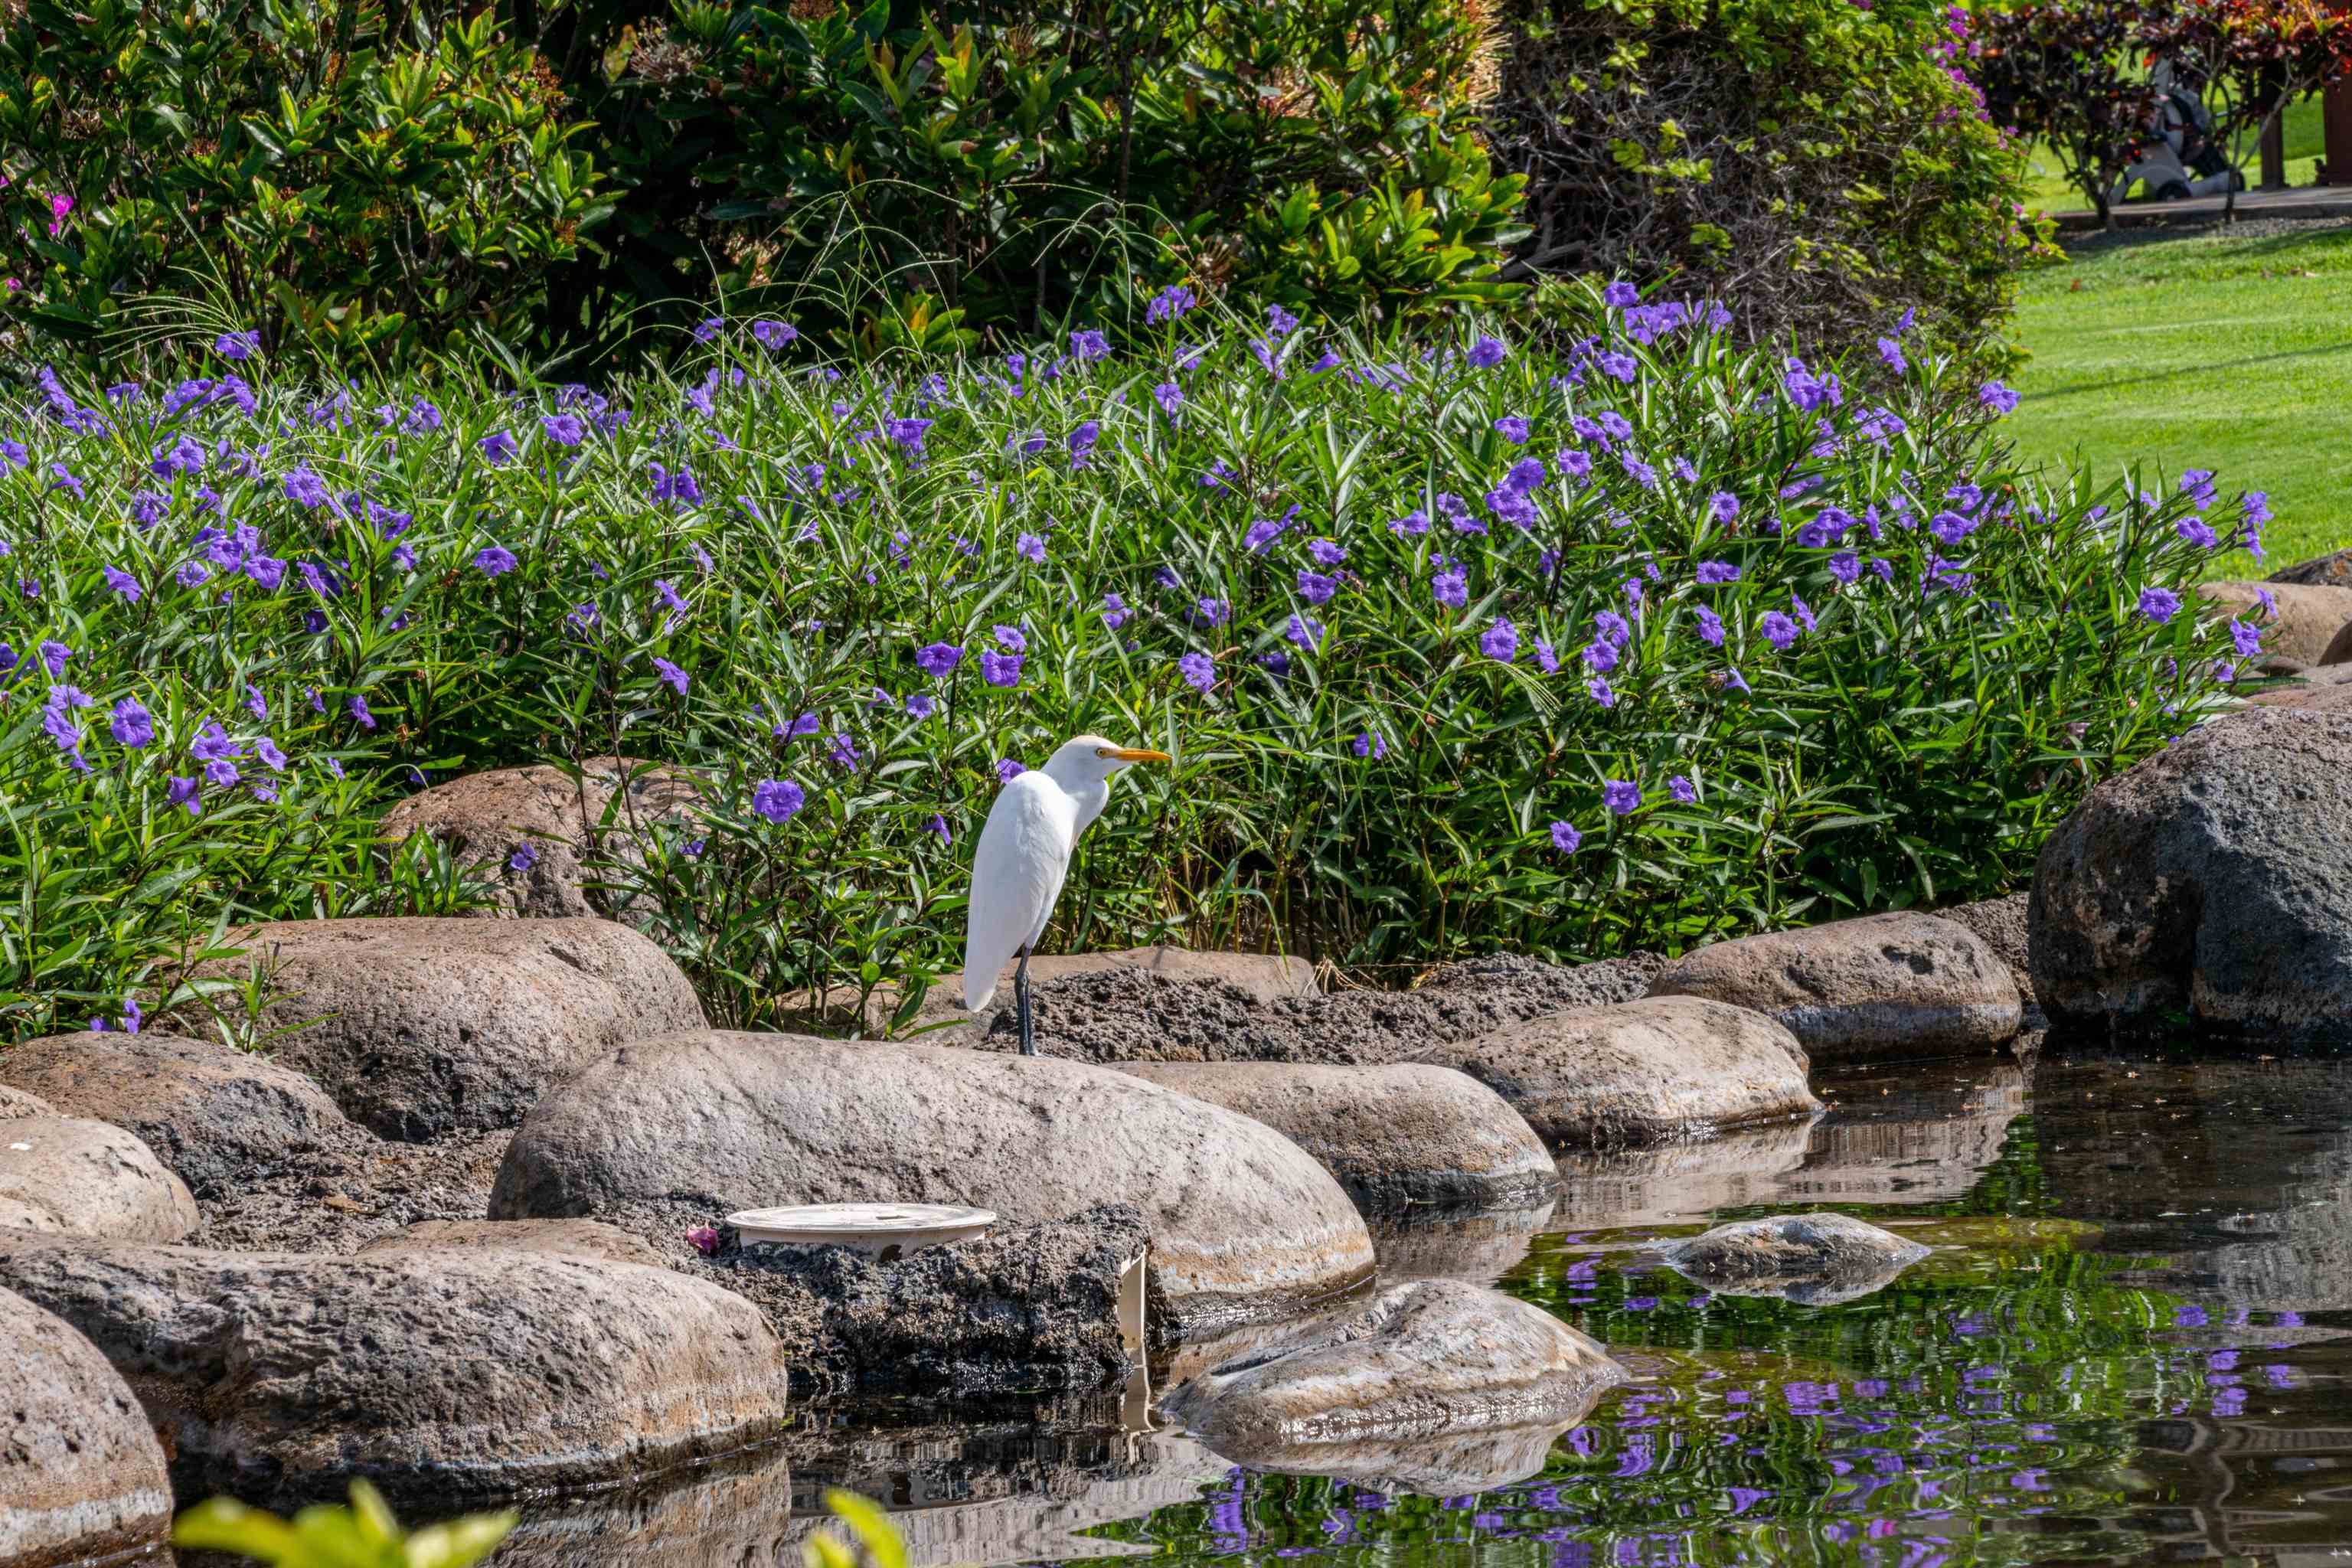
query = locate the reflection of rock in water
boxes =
[495,1442,799,1568]
[1208,1417,1573,1496]
[1552,1117,1817,1229]
[1655,1211,1932,1305]
[1370,1200,1556,1282]
[776,1402,1227,1566]
[2036,1054,2352,1315]
[1779,1058,2028,1207]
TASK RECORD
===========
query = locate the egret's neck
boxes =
[1044,761,1115,837]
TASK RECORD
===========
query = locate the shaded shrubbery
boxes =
[0,289,2264,1037]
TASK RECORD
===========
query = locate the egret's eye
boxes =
[1094,746,1114,758]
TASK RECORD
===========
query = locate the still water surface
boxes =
[504,1047,2352,1567]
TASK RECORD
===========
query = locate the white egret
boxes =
[964,734,1171,1054]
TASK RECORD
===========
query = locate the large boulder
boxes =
[1655,1212,1931,1305]
[1645,912,2021,1063]
[1114,1061,1555,1211]
[0,1117,198,1241]
[0,1288,174,1567]
[378,756,703,920]
[185,916,706,1140]
[2031,707,2352,1042]
[490,1032,1377,1338]
[890,946,1322,1040]
[0,1030,355,1197]
[356,1217,669,1268]
[2197,580,2352,666]
[1932,893,2037,1011]
[1430,996,1819,1148]
[2271,547,2352,590]
[1159,1279,1625,1494]
[0,1235,792,1504]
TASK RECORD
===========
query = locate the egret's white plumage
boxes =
[964,734,1168,1015]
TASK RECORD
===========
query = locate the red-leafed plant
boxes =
[1973,2,2165,229]
[2140,0,2352,220]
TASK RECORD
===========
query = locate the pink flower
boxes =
[686,1226,720,1256]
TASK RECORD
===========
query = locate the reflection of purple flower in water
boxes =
[2174,1305,2210,1328]
[1625,1295,1659,1311]
[1611,1433,1655,1477]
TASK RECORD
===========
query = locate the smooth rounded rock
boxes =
[0,1030,355,1197]
[1645,912,2022,1063]
[356,1217,669,1268]
[1655,1211,1932,1305]
[2030,707,2352,1042]
[1116,1061,1556,1211]
[1431,996,1820,1148]
[2197,581,2352,667]
[0,1287,174,1567]
[379,757,703,920]
[0,1117,198,1241]
[0,1235,792,1503]
[0,1084,53,1119]
[490,1031,1377,1337]
[186,916,707,1140]
[1159,1279,1625,1481]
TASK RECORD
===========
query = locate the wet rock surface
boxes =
[378,756,703,920]
[492,1031,1377,1337]
[0,1233,792,1505]
[181,916,706,1140]
[0,1029,358,1198]
[0,1116,199,1241]
[1116,1061,1557,1211]
[0,1287,174,1568]
[1655,1211,1932,1305]
[2030,706,2352,1043]
[1429,996,1820,1148]
[1160,1279,1625,1491]
[1645,912,2021,1063]
[688,1204,1146,1396]
[969,952,1666,1064]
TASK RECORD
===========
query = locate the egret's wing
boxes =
[964,773,1074,1011]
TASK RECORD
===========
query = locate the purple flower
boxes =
[478,430,519,466]
[694,316,725,343]
[905,693,936,720]
[1178,652,1215,693]
[1695,560,1740,585]
[474,545,518,577]
[2230,619,2263,658]
[1147,284,1196,325]
[1533,637,1560,674]
[1494,415,1530,443]
[254,737,286,771]
[926,813,952,845]
[995,759,1026,783]
[104,566,142,602]
[993,624,1027,653]
[1669,774,1697,803]
[1602,779,1642,815]
[1759,610,1800,650]
[1389,508,1430,537]
[1602,282,1642,307]
[979,651,1023,688]
[166,776,201,815]
[1070,328,1110,362]
[915,642,963,677]
[1297,570,1339,606]
[1352,730,1387,760]
[1285,612,1323,649]
[1587,676,1616,707]
[1481,617,1518,662]
[1100,593,1130,629]
[2138,586,2181,625]
[1695,606,1726,647]
[2177,517,2220,549]
[752,779,806,823]
[1979,380,2020,414]
[1016,531,1047,564]
[38,639,70,678]
[1790,593,1816,632]
[1583,639,1619,673]
[1067,421,1101,466]
[1550,821,1582,852]
[509,841,540,873]
[542,413,586,447]
[1432,569,1468,609]
[1153,382,1183,417]
[652,658,689,694]
[753,319,799,351]
[109,698,153,747]
[214,329,260,361]
[1467,335,1508,368]
[1877,337,1908,374]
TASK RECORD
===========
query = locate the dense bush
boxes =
[1483,0,2047,356]
[0,290,2262,1038]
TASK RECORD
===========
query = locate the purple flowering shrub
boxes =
[0,289,2256,1037]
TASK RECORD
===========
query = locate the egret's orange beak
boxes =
[1106,747,1171,763]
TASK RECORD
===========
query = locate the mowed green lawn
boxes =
[2004,220,2352,576]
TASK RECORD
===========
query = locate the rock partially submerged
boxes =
[1655,1212,1931,1305]
[0,1234,792,1504]
[492,1032,1376,1338]
[1116,1061,1556,1211]
[1431,996,1819,1148]
[183,916,707,1139]
[2031,706,2352,1043]
[0,1029,358,1197]
[0,1116,199,1242]
[0,1287,173,1568]
[693,1204,1147,1396]
[1160,1279,1625,1494]
[1645,912,2021,1063]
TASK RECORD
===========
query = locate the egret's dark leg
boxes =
[1015,946,1037,1057]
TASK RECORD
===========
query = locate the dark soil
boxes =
[969,952,1666,1063]
[189,1129,511,1254]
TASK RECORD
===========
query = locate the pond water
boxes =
[498,1047,2352,1568]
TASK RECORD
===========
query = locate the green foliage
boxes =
[172,1481,515,1568]
[0,295,2257,1037]
[803,1488,910,1568]
[0,0,609,363]
[580,0,1527,352]
[1485,0,2050,357]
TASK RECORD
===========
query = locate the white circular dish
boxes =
[726,1201,998,1257]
